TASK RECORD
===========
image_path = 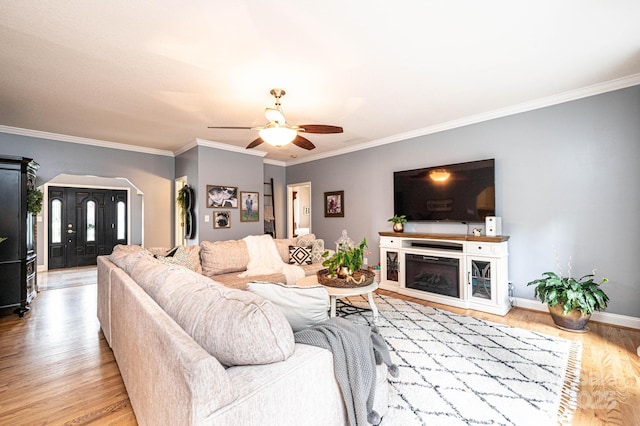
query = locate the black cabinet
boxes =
[0,156,38,317]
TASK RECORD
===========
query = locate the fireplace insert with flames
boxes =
[405,253,460,298]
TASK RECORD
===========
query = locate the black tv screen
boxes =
[394,159,495,222]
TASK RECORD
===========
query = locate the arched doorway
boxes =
[41,174,143,271]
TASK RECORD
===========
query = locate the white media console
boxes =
[379,232,511,316]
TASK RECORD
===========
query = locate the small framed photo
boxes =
[207,185,238,208]
[213,211,231,229]
[324,190,344,217]
[240,191,259,222]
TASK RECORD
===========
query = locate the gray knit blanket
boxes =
[294,317,399,426]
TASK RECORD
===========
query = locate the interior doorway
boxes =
[287,182,311,238]
[48,187,127,269]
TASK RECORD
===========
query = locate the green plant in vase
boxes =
[387,215,407,232]
[322,237,368,279]
[527,253,609,331]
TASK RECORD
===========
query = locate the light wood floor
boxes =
[1,268,638,425]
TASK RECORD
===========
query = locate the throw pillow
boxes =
[289,245,312,265]
[308,239,326,263]
[145,246,172,257]
[296,233,316,248]
[154,246,194,270]
[247,281,329,332]
[274,238,296,263]
[200,240,250,276]
[138,269,295,367]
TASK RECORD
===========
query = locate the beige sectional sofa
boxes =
[146,234,329,289]
[199,235,328,288]
[97,242,389,425]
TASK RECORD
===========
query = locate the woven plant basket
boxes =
[317,268,375,288]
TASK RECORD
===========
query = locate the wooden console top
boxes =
[378,231,510,243]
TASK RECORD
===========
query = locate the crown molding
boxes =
[3,74,639,166]
[286,74,640,166]
[263,158,287,167]
[194,138,267,157]
[173,139,198,156]
[0,125,175,157]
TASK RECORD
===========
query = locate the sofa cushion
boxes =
[183,245,203,274]
[112,244,146,255]
[288,246,312,266]
[211,272,286,290]
[125,253,295,367]
[274,238,295,263]
[200,240,250,276]
[109,245,150,274]
[247,281,329,332]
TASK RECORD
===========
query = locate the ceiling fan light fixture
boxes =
[259,126,297,147]
[264,107,285,124]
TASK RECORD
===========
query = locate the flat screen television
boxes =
[393,159,495,222]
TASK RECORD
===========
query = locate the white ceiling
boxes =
[1,1,639,164]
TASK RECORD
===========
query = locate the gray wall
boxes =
[177,148,286,242]
[195,146,264,242]
[287,85,640,317]
[0,133,175,259]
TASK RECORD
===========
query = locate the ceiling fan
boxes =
[208,88,343,150]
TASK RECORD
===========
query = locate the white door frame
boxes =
[286,181,311,239]
[41,181,134,271]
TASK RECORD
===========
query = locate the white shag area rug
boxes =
[339,294,581,426]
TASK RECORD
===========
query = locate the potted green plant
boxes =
[387,215,407,232]
[319,238,374,287]
[527,256,609,332]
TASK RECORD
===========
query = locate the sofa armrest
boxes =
[110,268,237,424]
[97,256,114,347]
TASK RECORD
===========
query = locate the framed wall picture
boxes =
[324,190,344,217]
[206,185,238,208]
[240,191,259,222]
[213,210,231,229]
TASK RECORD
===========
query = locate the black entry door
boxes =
[48,187,127,269]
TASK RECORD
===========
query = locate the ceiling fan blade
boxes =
[246,137,264,149]
[292,135,316,150]
[299,124,343,134]
[208,126,253,130]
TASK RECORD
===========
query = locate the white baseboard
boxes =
[513,297,640,330]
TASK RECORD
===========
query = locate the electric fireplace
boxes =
[405,253,460,298]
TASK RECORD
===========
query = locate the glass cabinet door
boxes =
[386,250,399,282]
[469,258,494,302]
[379,249,400,288]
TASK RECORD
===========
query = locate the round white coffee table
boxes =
[296,275,379,321]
